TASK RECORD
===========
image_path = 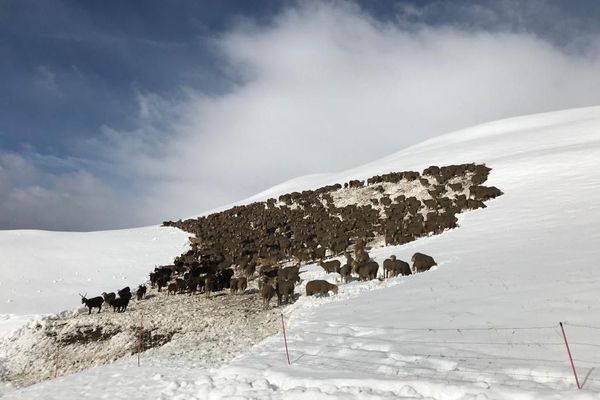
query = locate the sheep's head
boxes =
[331,285,339,295]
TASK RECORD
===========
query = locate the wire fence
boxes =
[279,318,600,390]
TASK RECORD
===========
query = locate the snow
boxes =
[0,226,189,336]
[3,105,600,398]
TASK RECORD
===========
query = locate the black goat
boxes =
[157,276,169,292]
[136,285,147,300]
[109,296,130,313]
[79,293,103,314]
[118,286,131,299]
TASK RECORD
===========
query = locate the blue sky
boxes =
[1,0,600,231]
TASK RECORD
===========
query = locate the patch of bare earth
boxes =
[0,284,280,387]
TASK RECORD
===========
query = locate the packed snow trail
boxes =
[3,106,600,399]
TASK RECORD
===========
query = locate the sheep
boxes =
[383,256,396,278]
[319,259,341,274]
[260,265,279,280]
[187,276,200,295]
[469,185,503,201]
[167,282,178,295]
[136,285,147,300]
[230,277,239,294]
[243,263,256,280]
[339,264,352,283]
[356,261,379,281]
[278,265,301,283]
[276,279,295,305]
[260,279,276,309]
[205,274,216,298]
[411,252,437,273]
[161,163,490,291]
[305,280,338,297]
[80,294,103,314]
[395,259,411,277]
[237,276,248,294]
[175,278,187,294]
[383,255,411,278]
[102,292,116,306]
[353,246,370,265]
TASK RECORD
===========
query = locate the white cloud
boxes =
[0,153,146,231]
[3,1,600,230]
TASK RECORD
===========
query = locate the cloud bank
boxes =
[2,1,600,230]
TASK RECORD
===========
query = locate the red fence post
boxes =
[137,315,143,367]
[559,322,581,389]
[54,341,60,378]
[281,314,291,365]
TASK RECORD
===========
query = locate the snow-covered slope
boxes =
[0,227,189,336]
[3,106,600,399]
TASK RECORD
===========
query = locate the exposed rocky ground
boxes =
[0,282,280,387]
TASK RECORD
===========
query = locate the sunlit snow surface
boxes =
[0,227,189,333]
[3,106,600,399]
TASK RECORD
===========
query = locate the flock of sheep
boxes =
[78,240,436,314]
[163,163,500,275]
[77,164,500,315]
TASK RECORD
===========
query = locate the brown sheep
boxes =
[411,252,437,273]
[205,274,216,298]
[175,278,187,293]
[306,280,338,297]
[276,279,295,305]
[469,185,503,201]
[261,280,276,308]
[237,276,248,294]
[356,261,379,281]
[278,265,301,283]
[384,255,412,278]
[339,264,352,283]
[319,259,341,274]
[230,277,238,294]
[167,282,178,295]
[383,255,397,278]
[187,276,199,295]
[395,259,412,276]
[243,263,256,280]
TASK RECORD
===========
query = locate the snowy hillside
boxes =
[0,227,189,337]
[3,106,600,399]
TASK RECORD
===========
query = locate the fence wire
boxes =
[280,320,600,389]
